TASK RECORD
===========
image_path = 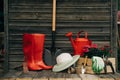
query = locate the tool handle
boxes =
[108,61,115,74]
[84,56,88,67]
[52,0,56,31]
[104,60,115,74]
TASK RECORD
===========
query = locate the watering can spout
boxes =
[66,32,76,50]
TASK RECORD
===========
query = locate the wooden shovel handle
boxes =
[84,56,88,67]
[52,0,56,31]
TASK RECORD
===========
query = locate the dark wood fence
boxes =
[4,0,117,72]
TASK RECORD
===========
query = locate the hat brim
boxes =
[52,55,80,72]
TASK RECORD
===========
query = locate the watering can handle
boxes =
[77,31,88,38]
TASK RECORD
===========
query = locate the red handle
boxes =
[77,31,88,38]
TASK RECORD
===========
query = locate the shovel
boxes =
[51,0,62,65]
[51,0,56,56]
[44,0,61,66]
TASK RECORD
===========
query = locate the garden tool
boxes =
[23,33,52,70]
[81,56,88,74]
[66,31,92,56]
[50,0,62,65]
[103,57,115,74]
[67,66,76,74]
[104,60,115,74]
[43,49,53,66]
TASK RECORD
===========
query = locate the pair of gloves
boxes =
[92,56,105,74]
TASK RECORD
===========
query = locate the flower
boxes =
[100,45,112,57]
[83,44,112,58]
[91,44,98,48]
[82,45,91,53]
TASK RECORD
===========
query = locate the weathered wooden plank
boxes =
[50,78,65,80]
[33,78,48,80]
[9,7,110,13]
[9,62,23,70]
[9,0,52,4]
[18,71,38,78]
[16,78,32,80]
[9,20,110,23]
[9,55,24,62]
[9,13,110,21]
[9,33,110,41]
[8,13,52,20]
[8,28,110,36]
[8,32,110,38]
[9,26,51,33]
[0,78,8,80]
[8,40,110,49]
[33,70,51,78]
[0,78,16,80]
[97,74,114,80]
[65,73,81,80]
[9,1,110,7]
[49,72,65,79]
[109,73,120,80]
[3,70,22,78]
[8,41,110,55]
[9,4,110,12]
[8,22,110,28]
[8,41,110,50]
[79,74,98,80]
[1,70,120,80]
[49,70,66,80]
[4,0,9,73]
[9,1,110,6]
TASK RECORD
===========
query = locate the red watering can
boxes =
[66,31,92,56]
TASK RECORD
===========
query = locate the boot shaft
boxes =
[23,33,52,70]
[23,33,34,63]
[32,34,45,60]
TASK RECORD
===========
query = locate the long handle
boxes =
[52,0,56,31]
[84,56,88,67]
[51,0,56,53]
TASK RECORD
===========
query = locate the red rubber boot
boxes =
[32,34,52,69]
[23,33,42,70]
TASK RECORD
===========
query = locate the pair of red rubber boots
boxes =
[23,33,52,70]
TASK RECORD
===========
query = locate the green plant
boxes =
[83,44,112,58]
[100,45,112,57]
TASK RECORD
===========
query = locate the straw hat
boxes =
[52,53,80,72]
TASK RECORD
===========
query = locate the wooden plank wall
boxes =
[4,0,116,71]
[0,0,3,32]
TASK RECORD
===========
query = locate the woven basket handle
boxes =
[77,30,88,38]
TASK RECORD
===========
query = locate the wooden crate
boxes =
[76,57,116,74]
